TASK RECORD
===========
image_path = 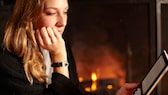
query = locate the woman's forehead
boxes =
[44,0,68,8]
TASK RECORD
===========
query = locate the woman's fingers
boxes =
[46,27,57,44]
[40,27,52,45]
[35,27,65,52]
[52,27,62,40]
[115,83,139,95]
[35,29,45,48]
[125,83,139,90]
[35,27,56,48]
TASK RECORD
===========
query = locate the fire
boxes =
[107,84,113,90]
[79,77,84,82]
[75,47,126,87]
[91,72,97,91]
[91,72,97,81]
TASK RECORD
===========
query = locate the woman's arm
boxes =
[35,27,86,95]
[35,27,69,78]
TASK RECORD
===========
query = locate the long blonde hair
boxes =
[3,0,46,84]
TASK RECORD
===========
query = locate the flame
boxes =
[85,87,91,92]
[91,72,97,91]
[79,77,84,82]
[107,84,113,90]
[74,45,126,87]
[91,72,97,81]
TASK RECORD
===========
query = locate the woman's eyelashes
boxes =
[45,10,68,16]
[46,11,56,16]
[64,9,69,15]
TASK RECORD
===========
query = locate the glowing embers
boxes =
[80,72,119,94]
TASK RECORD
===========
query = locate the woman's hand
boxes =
[35,27,67,62]
[116,83,139,95]
[35,27,69,78]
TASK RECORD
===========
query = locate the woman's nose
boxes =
[56,14,67,27]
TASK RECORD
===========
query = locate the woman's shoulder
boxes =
[0,43,22,69]
[0,45,18,59]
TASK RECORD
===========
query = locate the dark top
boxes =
[0,5,94,95]
[0,36,86,95]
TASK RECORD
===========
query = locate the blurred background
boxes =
[0,0,168,95]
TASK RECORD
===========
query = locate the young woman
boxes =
[0,0,138,95]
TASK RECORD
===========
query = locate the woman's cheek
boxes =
[34,16,56,29]
[41,17,56,27]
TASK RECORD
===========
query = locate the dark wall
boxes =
[0,0,15,6]
[0,5,13,42]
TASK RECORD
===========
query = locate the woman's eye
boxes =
[64,11,68,15]
[64,9,69,14]
[46,12,56,15]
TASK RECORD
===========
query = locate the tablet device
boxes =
[133,50,168,95]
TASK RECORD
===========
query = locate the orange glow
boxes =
[74,46,126,87]
[91,72,97,91]
[91,72,97,81]
[79,77,84,82]
[91,82,97,91]
[85,87,91,92]
[107,84,113,90]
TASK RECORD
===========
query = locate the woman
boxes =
[0,0,138,95]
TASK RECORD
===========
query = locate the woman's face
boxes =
[34,0,69,35]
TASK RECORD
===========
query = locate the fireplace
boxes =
[63,0,162,95]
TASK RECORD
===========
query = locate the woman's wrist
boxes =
[50,51,67,62]
[50,48,69,78]
[51,61,69,67]
[52,62,69,78]
[51,55,69,78]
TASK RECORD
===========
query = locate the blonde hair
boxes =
[3,0,46,84]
